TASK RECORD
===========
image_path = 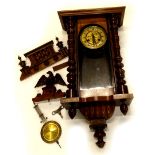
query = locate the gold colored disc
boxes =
[80,25,107,49]
[41,121,61,143]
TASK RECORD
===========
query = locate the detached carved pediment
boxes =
[18,38,68,80]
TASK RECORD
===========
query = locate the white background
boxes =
[0,0,155,155]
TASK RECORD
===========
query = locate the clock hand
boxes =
[92,33,96,45]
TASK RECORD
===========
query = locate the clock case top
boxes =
[58,6,125,30]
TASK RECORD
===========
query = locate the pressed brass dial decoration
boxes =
[41,121,61,144]
[80,25,107,49]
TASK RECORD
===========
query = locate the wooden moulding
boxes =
[58,6,125,31]
[18,38,68,80]
[53,61,68,71]
[60,93,133,107]
[32,89,65,103]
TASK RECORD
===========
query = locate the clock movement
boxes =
[58,6,133,148]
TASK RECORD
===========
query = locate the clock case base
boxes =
[58,6,133,148]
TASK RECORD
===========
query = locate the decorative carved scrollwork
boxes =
[18,38,68,80]
[32,71,66,103]
[110,14,128,94]
[66,17,77,98]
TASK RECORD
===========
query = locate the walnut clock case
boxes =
[58,6,133,148]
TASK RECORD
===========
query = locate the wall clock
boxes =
[18,6,133,149]
[58,6,133,148]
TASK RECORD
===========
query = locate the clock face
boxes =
[80,25,107,49]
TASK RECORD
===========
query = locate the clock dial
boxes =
[41,121,61,143]
[80,25,107,49]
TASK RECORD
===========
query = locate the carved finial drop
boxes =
[68,104,77,119]
[18,56,21,61]
[94,126,106,148]
[18,56,26,68]
[56,37,64,49]
[89,120,107,148]
[120,102,128,115]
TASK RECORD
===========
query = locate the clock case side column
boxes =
[65,16,78,118]
[107,14,129,115]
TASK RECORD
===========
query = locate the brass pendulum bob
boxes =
[40,121,62,148]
